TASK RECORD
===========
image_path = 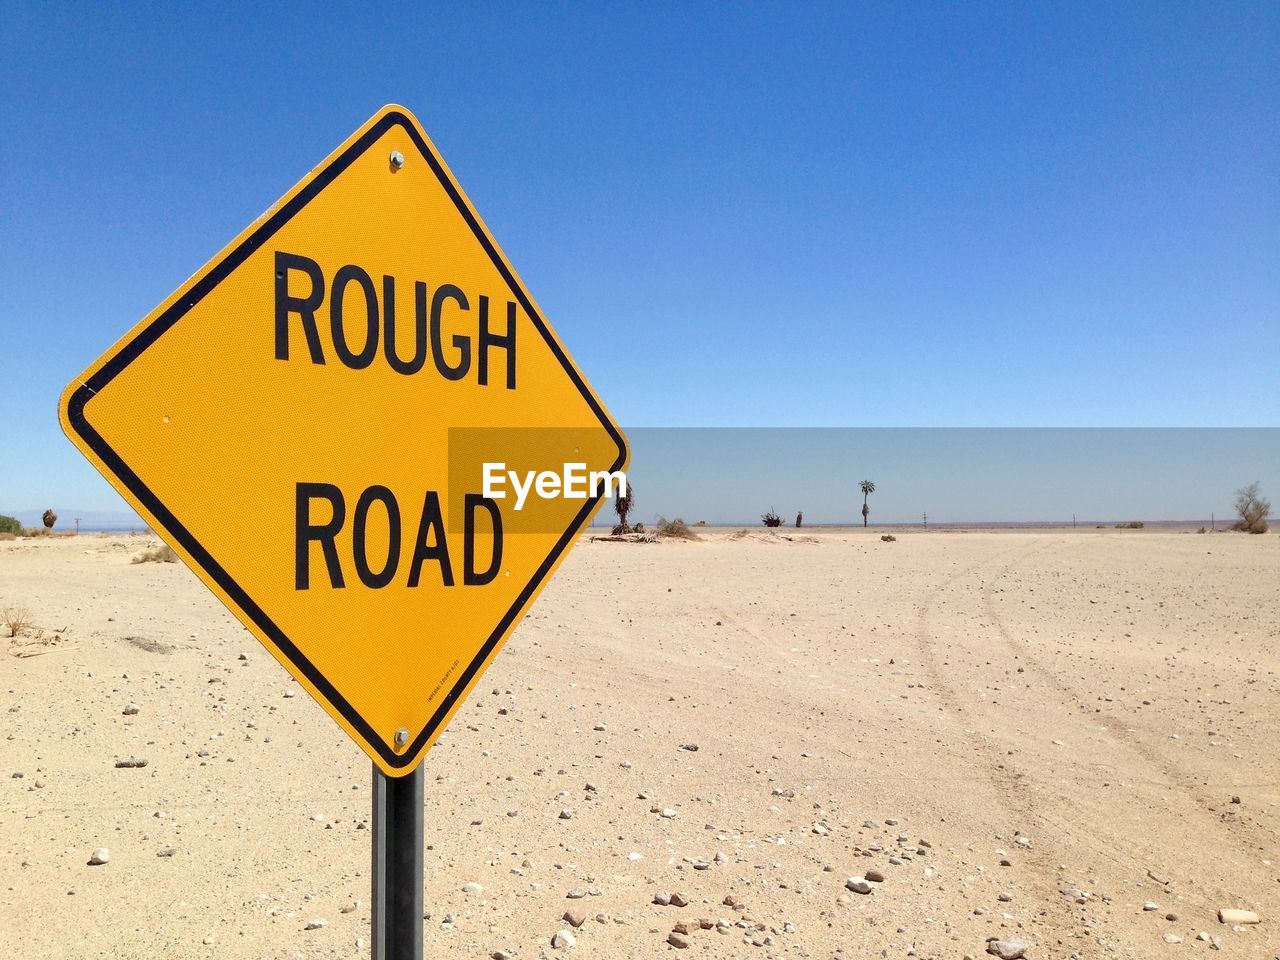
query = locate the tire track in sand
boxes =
[911,541,1092,950]
[977,542,1277,871]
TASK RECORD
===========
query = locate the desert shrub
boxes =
[761,509,783,528]
[133,543,178,564]
[1197,526,1207,534]
[880,534,897,542]
[0,515,22,536]
[1233,482,1271,534]
[632,522,646,534]
[1128,521,1144,529]
[656,517,699,540]
[3,606,31,638]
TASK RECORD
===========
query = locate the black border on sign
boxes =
[64,110,628,770]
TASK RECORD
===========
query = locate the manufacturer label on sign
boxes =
[60,105,628,775]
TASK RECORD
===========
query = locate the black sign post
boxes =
[372,764,424,960]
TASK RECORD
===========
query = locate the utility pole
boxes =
[922,511,928,529]
[75,517,81,534]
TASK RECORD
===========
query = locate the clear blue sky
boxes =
[1,2,1276,516]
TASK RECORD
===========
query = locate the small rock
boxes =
[864,869,885,883]
[670,892,689,907]
[845,877,873,895]
[1218,908,1260,924]
[552,928,576,949]
[985,939,1028,960]
[567,888,587,899]
[1143,902,1159,912]
[1163,933,1182,944]
[341,900,360,914]
[668,931,690,949]
[156,847,176,857]
[564,905,587,927]
[679,743,699,752]
[305,918,327,930]
[114,757,148,768]
[122,704,140,716]
[559,809,574,820]
[462,882,483,894]
[88,848,110,866]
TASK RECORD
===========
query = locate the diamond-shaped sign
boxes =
[59,105,628,775]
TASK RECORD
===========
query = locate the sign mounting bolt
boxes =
[389,150,405,170]
[394,728,409,746]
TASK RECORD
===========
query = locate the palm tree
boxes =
[614,484,634,534]
[859,480,875,527]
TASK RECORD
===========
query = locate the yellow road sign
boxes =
[59,105,628,776]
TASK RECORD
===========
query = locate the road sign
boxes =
[59,105,628,777]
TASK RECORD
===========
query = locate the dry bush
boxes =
[761,509,783,528]
[0,532,16,542]
[656,517,700,540]
[1233,481,1271,534]
[133,543,178,564]
[880,534,897,542]
[3,606,31,638]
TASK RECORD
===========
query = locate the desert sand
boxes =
[0,528,1276,959]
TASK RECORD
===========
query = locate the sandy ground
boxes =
[0,528,1276,960]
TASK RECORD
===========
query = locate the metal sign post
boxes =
[372,764,424,960]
